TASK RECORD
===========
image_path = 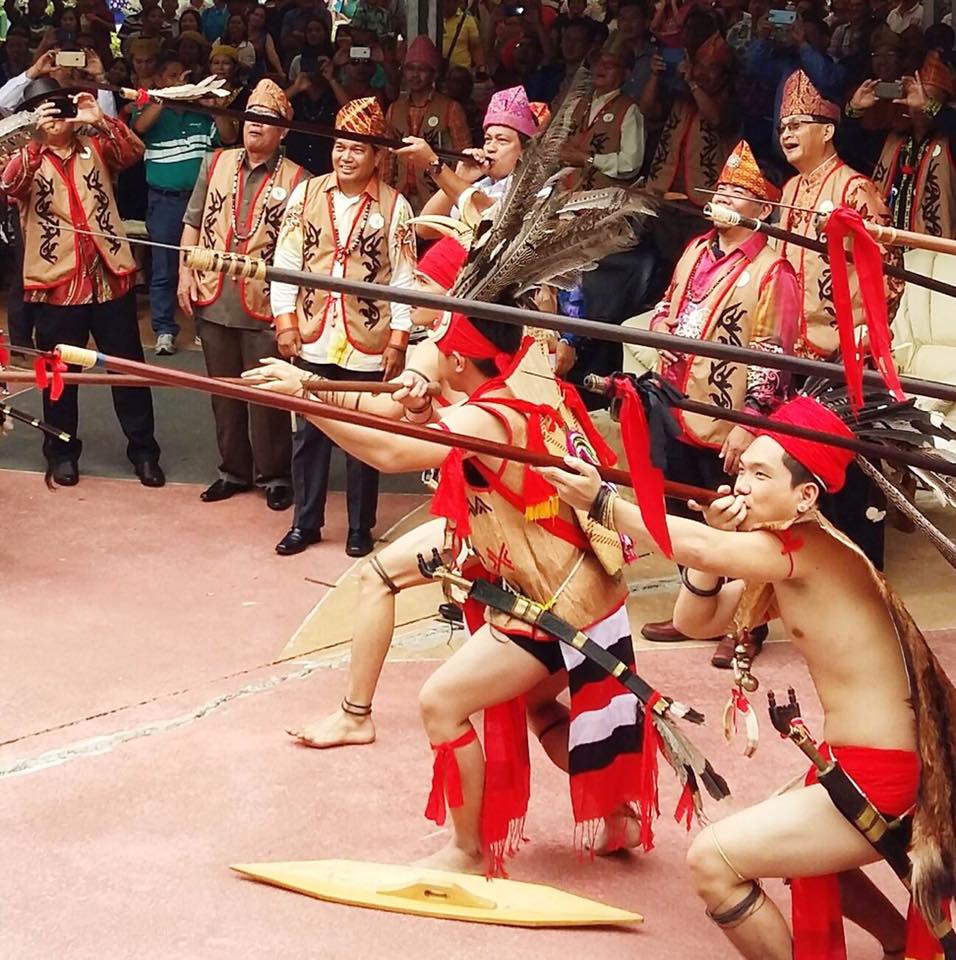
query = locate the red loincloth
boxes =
[791,742,948,960]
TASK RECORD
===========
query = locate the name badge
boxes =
[427,116,439,128]
[368,212,385,231]
[736,270,751,288]
[933,143,942,158]
[818,199,835,214]
[270,186,286,202]
[602,112,615,123]
[79,146,92,160]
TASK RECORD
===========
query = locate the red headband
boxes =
[434,313,511,372]
[755,396,855,493]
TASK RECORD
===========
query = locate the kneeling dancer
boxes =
[540,395,956,960]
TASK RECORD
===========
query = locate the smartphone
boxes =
[52,97,78,118]
[767,8,797,24]
[504,4,525,14]
[55,50,87,68]
[875,80,904,99]
[349,45,371,60]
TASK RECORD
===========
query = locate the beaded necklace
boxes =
[327,189,372,263]
[230,149,284,243]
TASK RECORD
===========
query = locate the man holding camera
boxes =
[383,36,471,214]
[269,97,416,558]
[0,79,163,487]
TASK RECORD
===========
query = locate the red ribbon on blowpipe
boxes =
[33,352,67,402]
[826,206,905,411]
[0,332,9,367]
[613,376,673,559]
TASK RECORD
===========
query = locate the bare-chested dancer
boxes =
[540,395,955,960]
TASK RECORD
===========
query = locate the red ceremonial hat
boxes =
[755,396,856,493]
[717,140,781,203]
[418,236,468,290]
[780,69,840,123]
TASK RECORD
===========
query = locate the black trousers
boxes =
[819,460,886,571]
[291,359,381,533]
[29,289,160,465]
[197,318,292,489]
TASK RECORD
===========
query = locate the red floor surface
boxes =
[3,470,954,960]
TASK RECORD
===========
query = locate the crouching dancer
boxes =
[250,315,723,876]
[539,395,956,960]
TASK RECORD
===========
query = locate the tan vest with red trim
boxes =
[564,91,637,191]
[778,158,891,359]
[295,173,401,353]
[657,235,781,448]
[386,92,456,213]
[20,138,135,289]
[645,99,735,207]
[463,388,628,631]
[873,132,956,240]
[193,148,306,322]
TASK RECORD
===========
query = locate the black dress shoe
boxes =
[275,526,321,555]
[438,602,463,624]
[201,479,251,502]
[265,486,294,511]
[345,528,374,557]
[135,459,166,488]
[51,459,79,486]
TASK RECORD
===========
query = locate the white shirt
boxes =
[451,172,511,220]
[886,2,923,33]
[585,88,644,180]
[0,70,117,118]
[271,178,415,371]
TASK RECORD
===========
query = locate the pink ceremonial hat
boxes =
[482,85,537,137]
[405,34,440,70]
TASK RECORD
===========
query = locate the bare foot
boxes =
[286,709,376,748]
[412,841,485,875]
[593,804,642,856]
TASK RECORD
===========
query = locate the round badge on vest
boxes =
[79,145,92,160]
[736,270,751,288]
[271,186,286,202]
[427,116,439,128]
[369,212,385,231]
[602,112,615,123]
[818,200,835,214]
[933,143,942,158]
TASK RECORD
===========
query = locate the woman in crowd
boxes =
[177,29,210,82]
[209,42,250,113]
[284,51,340,174]
[288,17,332,82]
[246,4,285,80]
[223,13,257,82]
[177,8,203,42]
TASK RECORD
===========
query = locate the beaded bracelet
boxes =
[678,564,725,597]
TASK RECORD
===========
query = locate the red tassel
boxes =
[135,87,150,108]
[674,781,695,831]
[431,447,471,536]
[424,727,478,826]
[638,692,663,851]
[616,377,673,558]
[826,207,904,411]
[33,353,67,402]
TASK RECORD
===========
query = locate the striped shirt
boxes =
[131,105,219,191]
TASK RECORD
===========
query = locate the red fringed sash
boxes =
[791,743,945,960]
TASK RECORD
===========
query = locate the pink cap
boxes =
[404,34,440,70]
[482,85,537,137]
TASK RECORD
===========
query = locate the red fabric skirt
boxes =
[791,743,945,960]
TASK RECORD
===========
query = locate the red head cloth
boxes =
[755,396,856,493]
[780,69,840,123]
[418,236,468,290]
[432,312,512,372]
[404,34,441,71]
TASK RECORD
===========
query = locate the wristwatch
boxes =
[426,156,444,179]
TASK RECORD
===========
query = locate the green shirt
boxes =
[132,105,219,191]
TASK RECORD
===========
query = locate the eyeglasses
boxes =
[776,118,824,135]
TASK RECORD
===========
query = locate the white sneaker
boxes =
[155,334,177,356]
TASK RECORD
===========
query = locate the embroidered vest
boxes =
[645,99,735,207]
[778,159,884,359]
[873,132,956,240]
[564,91,637,191]
[20,138,135,290]
[386,92,455,213]
[295,173,400,353]
[658,235,781,448]
[193,148,306,322]
[463,389,628,633]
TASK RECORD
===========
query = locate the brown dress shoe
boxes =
[712,631,764,670]
[641,619,713,643]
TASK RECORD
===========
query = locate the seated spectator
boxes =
[37,6,81,52]
[288,17,332,81]
[209,44,250,138]
[124,1,167,56]
[280,0,332,42]
[0,28,32,86]
[178,29,211,81]
[130,37,161,89]
[202,0,230,42]
[178,8,204,40]
[718,0,753,56]
[350,0,400,38]
[284,58,339,173]
[108,56,134,111]
[246,4,285,80]
[886,0,923,34]
[829,0,873,61]
[337,46,381,104]
[526,15,593,103]
[644,22,739,208]
[444,64,483,143]
[651,0,694,48]
[618,0,656,99]
[22,0,55,51]
[221,14,256,82]
[560,35,645,188]
[383,35,472,213]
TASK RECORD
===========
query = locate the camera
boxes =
[55,49,87,68]
[349,45,372,60]
[874,80,904,99]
